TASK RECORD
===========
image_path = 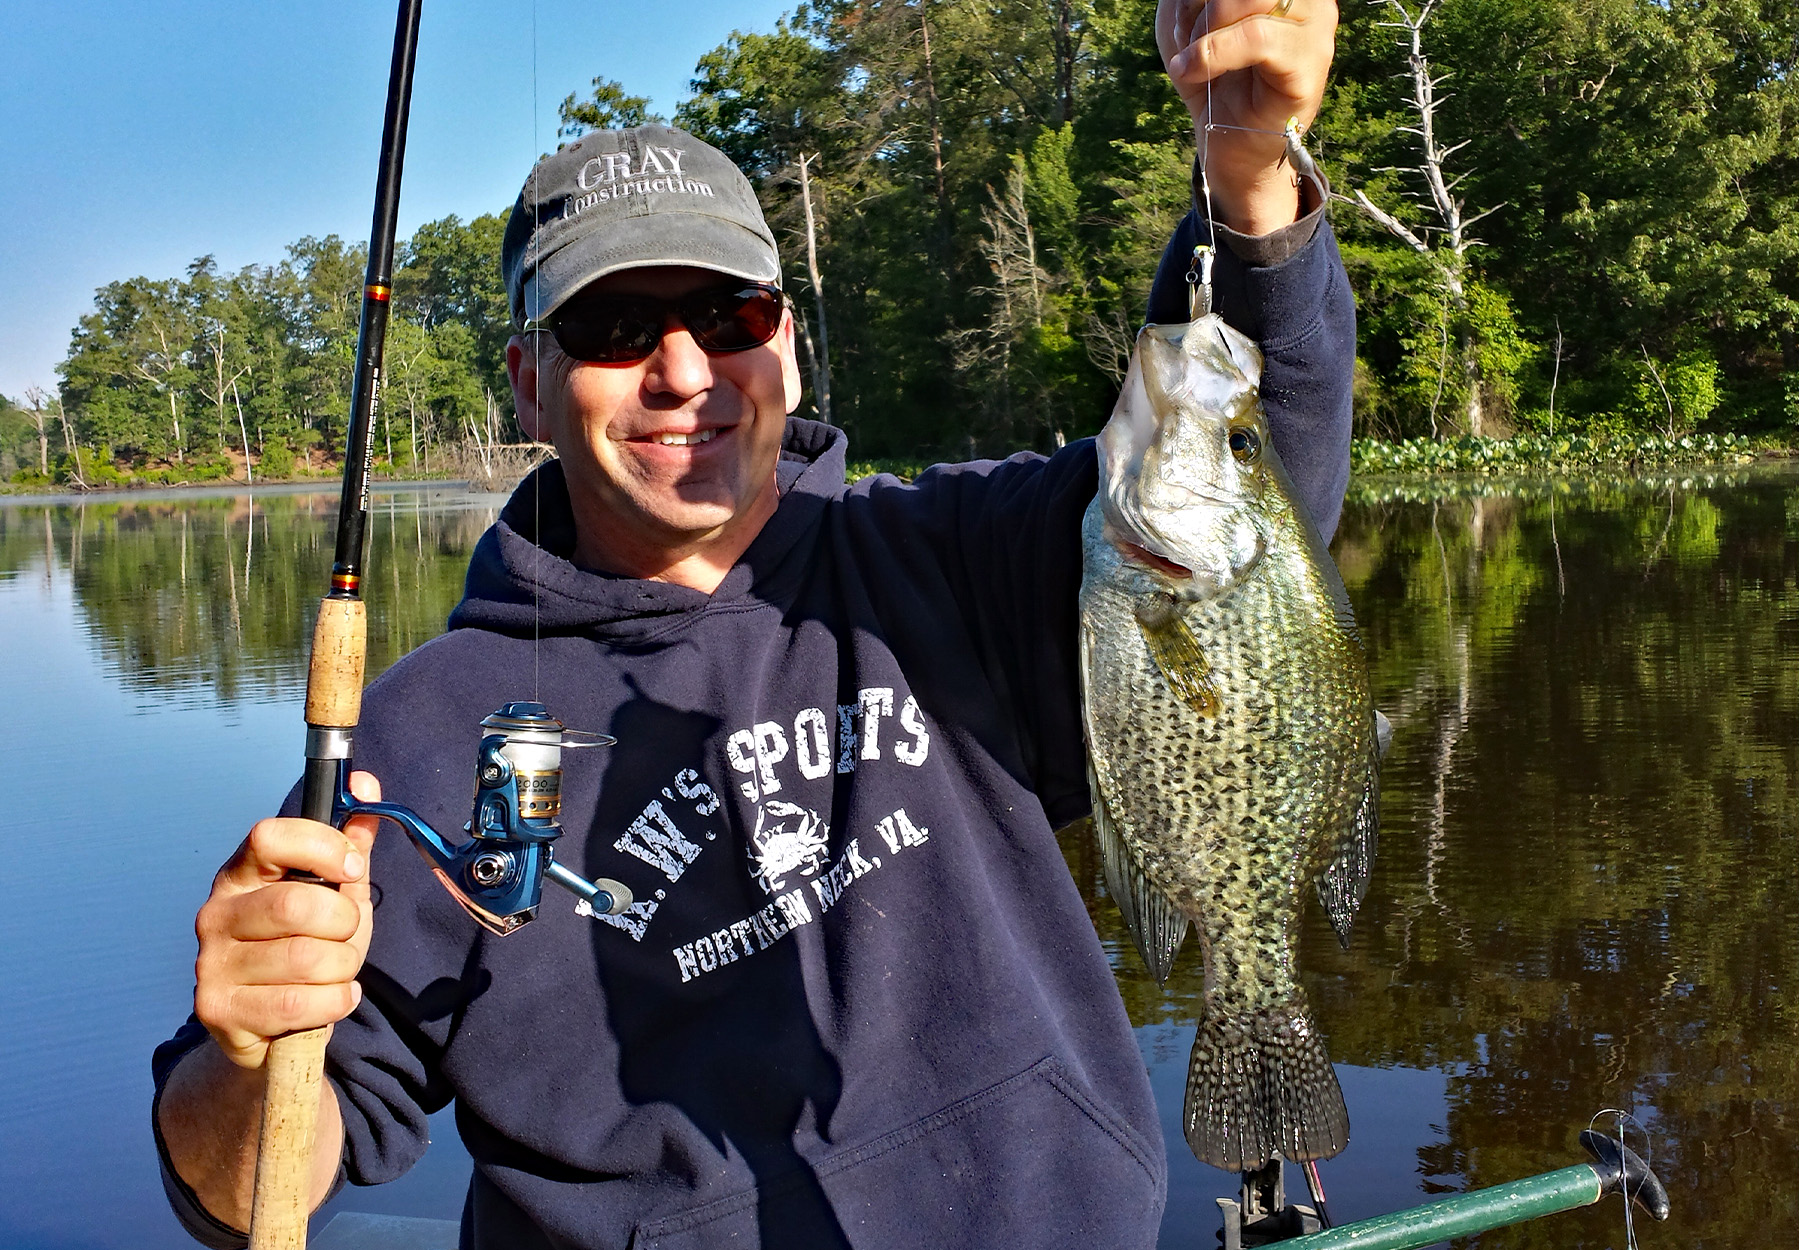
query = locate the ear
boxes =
[778,314,804,415]
[507,335,552,443]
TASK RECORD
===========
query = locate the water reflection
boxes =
[0,467,1791,1249]
[0,485,502,709]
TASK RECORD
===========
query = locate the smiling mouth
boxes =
[644,429,718,446]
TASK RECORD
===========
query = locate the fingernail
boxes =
[343,850,365,879]
[350,981,364,1009]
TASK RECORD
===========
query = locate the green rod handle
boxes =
[1277,1164,1604,1250]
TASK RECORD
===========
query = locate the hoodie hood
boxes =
[449,416,848,640]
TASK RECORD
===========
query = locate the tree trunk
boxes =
[1459,327,1483,437]
[796,154,834,425]
[1054,0,1075,125]
[23,387,51,475]
[232,380,253,484]
[919,11,952,254]
[57,398,86,489]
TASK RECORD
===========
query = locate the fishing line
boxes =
[1197,3,1218,249]
[1589,1107,1649,1250]
[531,0,542,703]
[1206,121,1287,137]
[1186,2,1218,319]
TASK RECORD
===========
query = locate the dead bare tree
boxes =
[46,387,87,489]
[21,386,53,476]
[130,315,189,463]
[951,163,1056,447]
[1343,0,1503,436]
[1081,302,1137,385]
[1548,317,1565,436]
[1639,345,1677,439]
[199,321,252,475]
[230,380,254,484]
[794,153,834,425]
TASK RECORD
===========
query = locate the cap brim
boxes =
[526,211,781,322]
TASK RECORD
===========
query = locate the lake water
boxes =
[0,468,1791,1249]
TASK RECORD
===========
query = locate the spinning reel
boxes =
[328,702,633,935]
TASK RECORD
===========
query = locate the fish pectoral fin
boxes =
[1133,595,1221,717]
[1089,770,1190,986]
[1316,740,1381,948]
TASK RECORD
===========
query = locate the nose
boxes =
[641,315,714,398]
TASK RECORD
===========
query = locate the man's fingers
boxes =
[205,983,363,1069]
[1171,15,1313,90]
[215,817,367,895]
[203,880,364,944]
[339,770,382,910]
[221,933,367,988]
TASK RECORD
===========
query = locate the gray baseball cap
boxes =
[502,124,781,325]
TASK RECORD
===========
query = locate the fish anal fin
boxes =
[1184,1010,1349,1172]
[1089,768,1190,986]
[1317,740,1381,948]
[1133,596,1221,717]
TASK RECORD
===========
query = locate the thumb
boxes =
[340,769,383,911]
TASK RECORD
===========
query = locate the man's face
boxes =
[507,266,802,580]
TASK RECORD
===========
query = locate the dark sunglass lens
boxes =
[553,299,661,363]
[686,288,783,352]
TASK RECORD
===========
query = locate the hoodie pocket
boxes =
[632,1055,1165,1250]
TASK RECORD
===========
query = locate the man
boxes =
[155,3,1353,1246]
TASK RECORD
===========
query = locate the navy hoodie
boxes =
[154,211,1355,1250]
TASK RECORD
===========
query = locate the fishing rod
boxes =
[1218,1122,1670,1250]
[247,1,422,1245]
[250,5,629,1243]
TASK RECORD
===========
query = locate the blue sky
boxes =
[0,0,795,400]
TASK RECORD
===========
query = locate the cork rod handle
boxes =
[249,1028,331,1250]
[249,597,366,1250]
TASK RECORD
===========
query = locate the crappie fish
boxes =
[1077,315,1379,1173]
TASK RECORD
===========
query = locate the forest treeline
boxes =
[2,0,1792,485]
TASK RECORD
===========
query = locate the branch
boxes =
[1460,202,1507,230]
[1346,189,1432,254]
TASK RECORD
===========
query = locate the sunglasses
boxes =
[524,283,788,364]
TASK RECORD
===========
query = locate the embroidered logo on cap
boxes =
[566,145,716,219]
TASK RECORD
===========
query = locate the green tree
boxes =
[395,213,514,418]
[557,77,663,142]
[59,276,198,462]
[1320,0,1796,437]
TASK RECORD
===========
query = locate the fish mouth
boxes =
[1116,538,1193,580]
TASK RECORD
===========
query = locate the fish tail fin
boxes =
[1184,1011,1349,1172]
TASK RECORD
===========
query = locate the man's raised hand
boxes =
[1156,0,1339,235]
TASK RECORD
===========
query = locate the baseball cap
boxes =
[501,124,782,325]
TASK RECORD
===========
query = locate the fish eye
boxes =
[1228,426,1261,464]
